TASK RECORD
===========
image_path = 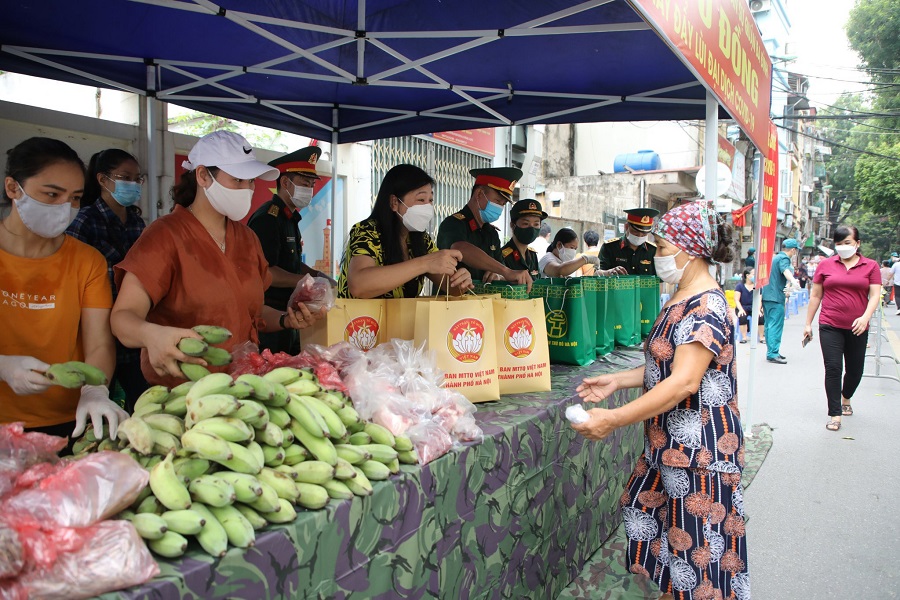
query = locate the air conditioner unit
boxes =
[785,201,795,213]
[750,0,771,13]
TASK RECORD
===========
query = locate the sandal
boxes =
[842,404,853,416]
[826,420,841,431]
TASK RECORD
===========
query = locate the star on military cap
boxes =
[469,166,523,199]
[624,207,660,232]
[268,146,322,180]
[510,199,547,221]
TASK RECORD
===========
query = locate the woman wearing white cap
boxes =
[111,131,320,387]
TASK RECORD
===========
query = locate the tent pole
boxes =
[744,151,767,437]
[703,91,718,204]
[146,64,160,222]
[331,108,339,277]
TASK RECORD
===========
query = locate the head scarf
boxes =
[651,200,722,260]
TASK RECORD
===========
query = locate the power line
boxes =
[774,124,900,162]
[849,119,900,132]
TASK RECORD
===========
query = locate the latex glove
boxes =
[0,355,53,395]
[73,385,129,440]
[582,254,601,266]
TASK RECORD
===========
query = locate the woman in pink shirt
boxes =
[804,226,881,431]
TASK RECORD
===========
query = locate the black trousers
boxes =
[113,360,149,414]
[819,324,868,417]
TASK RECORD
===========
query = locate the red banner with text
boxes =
[630,0,772,152]
[756,122,779,287]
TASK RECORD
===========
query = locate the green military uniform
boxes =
[437,204,503,282]
[500,199,546,279]
[500,239,539,278]
[597,237,657,275]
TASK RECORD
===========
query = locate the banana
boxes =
[229,381,254,399]
[209,503,255,548]
[150,429,182,455]
[211,441,262,474]
[268,383,289,407]
[346,419,365,435]
[232,399,269,429]
[149,453,192,511]
[292,460,336,485]
[386,458,400,474]
[234,504,268,530]
[281,427,294,446]
[178,337,209,357]
[181,430,233,462]
[192,325,233,345]
[133,402,163,418]
[191,416,254,443]
[144,455,163,470]
[189,502,229,557]
[262,367,302,385]
[360,459,391,481]
[397,450,419,465]
[337,406,363,429]
[120,446,141,461]
[173,457,211,481]
[161,509,206,535]
[294,482,330,510]
[266,406,291,429]
[393,434,414,452]
[345,466,374,497]
[333,457,357,481]
[246,481,281,513]
[185,394,241,422]
[284,379,320,396]
[84,426,98,443]
[130,485,152,509]
[186,373,235,402]
[349,432,372,446]
[304,395,347,441]
[364,423,396,447]
[117,416,155,455]
[143,413,186,438]
[261,444,285,467]
[128,512,168,540]
[282,444,309,466]
[321,479,354,500]
[355,443,398,464]
[134,494,164,515]
[189,475,236,507]
[62,361,109,386]
[169,381,194,398]
[214,472,264,503]
[134,385,170,411]
[118,509,136,520]
[262,498,296,523]
[235,374,275,402]
[313,391,346,412]
[255,422,284,447]
[289,420,338,466]
[97,437,119,452]
[256,467,300,502]
[286,396,329,438]
[334,444,371,465]
[202,347,233,367]
[163,395,188,417]
[246,441,266,469]
[147,531,188,558]
[73,437,98,455]
[274,465,298,479]
[180,362,211,382]
[44,363,85,388]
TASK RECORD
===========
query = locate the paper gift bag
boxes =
[383,298,420,342]
[304,298,385,352]
[530,278,595,366]
[414,297,500,403]
[492,298,551,395]
[607,275,640,347]
[638,276,661,338]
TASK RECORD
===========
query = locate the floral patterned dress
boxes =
[621,289,750,599]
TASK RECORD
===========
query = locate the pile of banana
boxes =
[177,325,235,381]
[72,367,417,559]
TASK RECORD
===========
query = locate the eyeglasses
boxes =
[105,173,146,185]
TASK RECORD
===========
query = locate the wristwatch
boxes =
[279,313,288,329]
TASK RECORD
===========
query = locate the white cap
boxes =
[182,130,279,181]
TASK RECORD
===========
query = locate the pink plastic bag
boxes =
[0,423,66,500]
[406,421,454,465]
[288,274,336,313]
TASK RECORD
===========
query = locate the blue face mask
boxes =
[478,191,504,224]
[107,179,142,207]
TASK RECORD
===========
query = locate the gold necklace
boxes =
[188,205,226,253]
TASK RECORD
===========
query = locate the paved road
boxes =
[742,297,900,598]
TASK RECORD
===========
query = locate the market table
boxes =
[105,351,645,600]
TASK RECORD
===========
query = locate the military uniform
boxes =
[500,239,539,278]
[437,203,503,282]
[598,237,657,275]
[500,199,546,279]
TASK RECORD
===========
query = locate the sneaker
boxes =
[767,356,788,364]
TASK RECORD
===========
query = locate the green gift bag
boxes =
[581,277,611,356]
[607,275,640,347]
[638,276,661,338]
[474,281,529,300]
[631,278,642,346]
[530,278,595,366]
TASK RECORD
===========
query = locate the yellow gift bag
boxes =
[493,298,552,395]
[382,298,420,342]
[304,298,385,352]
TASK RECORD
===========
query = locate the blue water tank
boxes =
[613,149,661,173]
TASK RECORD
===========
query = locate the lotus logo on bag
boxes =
[344,316,380,352]
[447,318,485,363]
[504,317,536,358]
[546,309,568,339]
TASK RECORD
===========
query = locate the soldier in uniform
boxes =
[436,167,533,290]
[500,199,547,279]
[248,146,332,354]
[598,207,660,276]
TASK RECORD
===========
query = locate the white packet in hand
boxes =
[565,404,590,424]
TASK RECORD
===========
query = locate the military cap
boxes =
[624,207,660,232]
[510,199,547,221]
[269,146,322,180]
[748,247,756,254]
[469,166,523,199]
[783,238,800,249]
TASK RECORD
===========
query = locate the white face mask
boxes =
[836,244,858,260]
[558,247,577,262]
[13,184,74,239]
[399,201,434,232]
[627,232,649,246]
[290,182,313,210]
[204,176,253,221]
[654,250,687,284]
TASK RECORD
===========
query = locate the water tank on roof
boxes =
[613,150,661,173]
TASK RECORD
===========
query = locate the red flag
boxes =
[731,203,755,227]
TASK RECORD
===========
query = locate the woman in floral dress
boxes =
[572,201,749,599]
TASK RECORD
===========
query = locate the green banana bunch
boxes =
[117,417,155,456]
[149,453,192,511]
[244,480,281,513]
[188,475,236,507]
[321,479,354,500]
[364,423,396,447]
[386,458,400,474]
[181,430,234,462]
[235,374,275,402]
[394,434,414,453]
[232,399,269,428]
[284,378,320,397]
[291,460,336,485]
[261,444,285,467]
[265,406,291,429]
[161,509,207,535]
[212,441,263,474]
[134,494,164,515]
[127,512,168,540]
[256,467,300,502]
[173,457,211,481]
[333,457,358,481]
[274,465,298,479]
[313,391,346,412]
[192,325,232,345]
[294,482,330,509]
[192,416,254,443]
[262,367,303,386]
[360,460,391,481]
[397,449,419,465]
[345,466,374,497]
[209,503,256,548]
[133,402,163,418]
[282,444,309,466]
[214,472,264,503]
[163,395,188,417]
[169,381,194,398]
[349,432,372,446]
[134,386,169,412]
[189,502,229,557]
[179,362,211,382]
[147,531,189,558]
[337,406,363,429]
[334,444,371,465]
[289,419,338,465]
[143,413,186,438]
[304,395,347,441]
[286,396,330,438]
[354,443,398,464]
[186,372,235,401]
[229,381,254,399]
[234,504,268,530]
[202,347,233,367]
[178,338,209,357]
[186,394,241,422]
[150,429,182,455]
[45,361,108,387]
[262,498,297,523]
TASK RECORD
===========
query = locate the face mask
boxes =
[558,247,577,262]
[13,184,74,238]
[105,179,142,207]
[479,192,504,224]
[836,244,857,260]
[289,181,313,210]
[399,201,434,232]
[513,226,540,245]
[627,232,649,246]
[654,250,687,284]
[204,176,253,221]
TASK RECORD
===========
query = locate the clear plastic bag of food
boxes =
[0,423,66,500]
[406,421,454,465]
[289,274,336,313]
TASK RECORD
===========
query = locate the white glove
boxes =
[582,254,601,266]
[0,355,53,395]
[73,385,129,440]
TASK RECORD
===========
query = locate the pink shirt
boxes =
[813,254,880,330]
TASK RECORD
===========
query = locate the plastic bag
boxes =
[0,521,24,580]
[0,423,66,499]
[289,274,336,313]
[230,346,349,393]
[406,421,454,465]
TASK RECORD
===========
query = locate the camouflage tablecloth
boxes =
[104,352,644,600]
